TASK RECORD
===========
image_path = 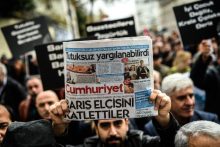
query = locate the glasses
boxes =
[176,93,194,100]
[99,120,123,130]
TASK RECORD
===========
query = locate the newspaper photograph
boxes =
[63,36,157,120]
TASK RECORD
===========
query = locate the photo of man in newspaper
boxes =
[136,60,150,79]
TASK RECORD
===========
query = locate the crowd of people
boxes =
[0,30,220,146]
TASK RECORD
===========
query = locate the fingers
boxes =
[150,90,171,110]
[49,99,69,117]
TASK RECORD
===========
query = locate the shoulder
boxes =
[194,110,219,122]
[144,120,154,130]
[82,136,100,147]
[6,77,25,90]
[127,130,160,145]
[128,129,143,137]
[144,120,158,136]
[19,97,31,108]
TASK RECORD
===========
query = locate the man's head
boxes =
[161,73,194,124]
[26,76,43,98]
[0,104,13,143]
[94,119,129,147]
[35,90,59,119]
[175,120,220,147]
[140,60,144,66]
[199,39,213,56]
[0,63,7,86]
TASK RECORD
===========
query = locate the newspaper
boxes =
[63,36,157,120]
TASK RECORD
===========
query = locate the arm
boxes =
[49,99,70,136]
[149,90,171,127]
[190,54,212,89]
[143,90,179,147]
[190,39,214,89]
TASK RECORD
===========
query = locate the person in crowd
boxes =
[190,38,220,117]
[144,73,219,136]
[0,55,9,72]
[0,104,13,144]
[169,50,192,75]
[175,120,220,147]
[7,58,26,87]
[27,54,40,75]
[35,90,59,120]
[161,42,176,67]
[0,63,26,120]
[190,39,215,89]
[153,70,161,90]
[203,48,220,118]
[136,60,149,79]
[1,119,58,147]
[19,76,43,121]
[153,53,170,79]
[49,90,179,147]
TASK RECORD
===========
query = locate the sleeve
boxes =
[190,54,212,89]
[151,113,180,147]
[55,121,95,146]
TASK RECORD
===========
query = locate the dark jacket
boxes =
[0,77,27,120]
[204,64,220,118]
[144,110,219,136]
[190,53,213,89]
[2,120,58,147]
[190,53,220,118]
[61,115,179,147]
[55,121,95,146]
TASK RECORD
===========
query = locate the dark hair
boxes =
[94,120,98,126]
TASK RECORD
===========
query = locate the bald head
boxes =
[35,90,59,119]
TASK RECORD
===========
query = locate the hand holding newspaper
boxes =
[63,36,157,120]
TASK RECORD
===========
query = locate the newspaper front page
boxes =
[63,36,157,120]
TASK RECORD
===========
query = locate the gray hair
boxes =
[0,62,7,76]
[175,120,220,147]
[161,73,193,96]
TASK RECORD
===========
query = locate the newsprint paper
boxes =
[63,36,157,120]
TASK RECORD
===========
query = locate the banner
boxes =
[173,0,220,46]
[1,16,52,58]
[63,36,156,120]
[35,42,64,90]
[86,16,136,39]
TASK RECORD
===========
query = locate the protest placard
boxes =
[63,36,156,120]
[1,16,52,58]
[173,0,220,47]
[86,16,136,39]
[35,42,64,90]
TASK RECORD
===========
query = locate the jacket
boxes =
[144,110,219,136]
[66,114,179,147]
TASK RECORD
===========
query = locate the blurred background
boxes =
[0,0,197,58]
